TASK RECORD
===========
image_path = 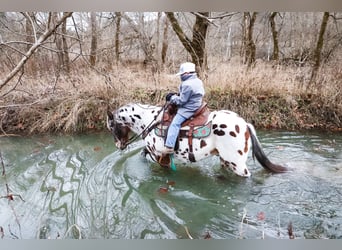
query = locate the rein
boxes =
[120,102,168,148]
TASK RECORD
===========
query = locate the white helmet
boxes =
[176,62,196,76]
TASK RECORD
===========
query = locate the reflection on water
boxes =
[0,130,341,239]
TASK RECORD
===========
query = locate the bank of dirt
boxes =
[0,87,341,136]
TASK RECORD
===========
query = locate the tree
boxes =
[0,12,73,91]
[161,16,169,65]
[165,12,209,70]
[114,12,121,63]
[122,13,156,65]
[90,12,98,66]
[61,12,70,74]
[241,12,257,68]
[309,12,330,85]
[52,12,70,74]
[269,12,279,61]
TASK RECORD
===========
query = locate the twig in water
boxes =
[288,221,295,239]
[8,224,19,239]
[239,208,247,239]
[63,224,82,239]
[183,226,193,239]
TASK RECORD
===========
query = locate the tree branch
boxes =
[0,12,73,92]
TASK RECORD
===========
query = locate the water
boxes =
[0,130,341,239]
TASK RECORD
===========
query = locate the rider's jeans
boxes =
[165,113,187,148]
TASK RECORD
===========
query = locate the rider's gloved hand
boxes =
[165,92,177,102]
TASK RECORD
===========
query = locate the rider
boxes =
[161,62,205,154]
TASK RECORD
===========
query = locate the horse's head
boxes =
[107,110,131,150]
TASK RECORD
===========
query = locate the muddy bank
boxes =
[1,87,341,136]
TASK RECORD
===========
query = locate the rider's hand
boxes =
[165,92,177,102]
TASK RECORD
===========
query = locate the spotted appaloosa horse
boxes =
[107,103,288,177]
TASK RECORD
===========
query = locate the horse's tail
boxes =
[247,124,288,173]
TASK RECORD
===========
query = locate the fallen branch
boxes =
[183,226,193,239]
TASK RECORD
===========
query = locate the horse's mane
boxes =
[125,103,160,109]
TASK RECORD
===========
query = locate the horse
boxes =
[106,102,288,177]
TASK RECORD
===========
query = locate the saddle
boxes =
[158,102,210,163]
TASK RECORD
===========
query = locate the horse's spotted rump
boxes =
[235,125,240,134]
[200,139,207,148]
[214,129,225,136]
[210,148,219,155]
[244,126,250,153]
[229,131,237,137]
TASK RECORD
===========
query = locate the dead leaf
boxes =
[158,186,168,193]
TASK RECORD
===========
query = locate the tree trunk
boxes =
[25,12,35,51]
[114,12,121,63]
[242,12,257,68]
[161,16,169,65]
[165,12,209,70]
[61,12,70,74]
[52,12,64,73]
[24,12,37,74]
[192,12,209,69]
[156,12,161,65]
[90,12,97,67]
[309,12,329,86]
[269,12,279,61]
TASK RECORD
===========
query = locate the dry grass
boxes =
[0,59,341,135]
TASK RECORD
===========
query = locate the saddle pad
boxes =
[154,121,212,139]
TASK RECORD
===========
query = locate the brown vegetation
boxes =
[0,59,340,135]
[0,12,341,135]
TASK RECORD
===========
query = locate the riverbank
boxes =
[0,61,341,135]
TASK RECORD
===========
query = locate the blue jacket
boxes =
[170,74,205,119]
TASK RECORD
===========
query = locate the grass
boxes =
[0,59,341,135]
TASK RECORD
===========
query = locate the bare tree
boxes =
[161,16,169,65]
[90,12,97,66]
[61,12,70,74]
[309,12,330,85]
[122,13,156,66]
[0,12,73,91]
[241,12,257,68]
[23,12,37,74]
[269,12,279,61]
[52,12,70,74]
[115,12,121,63]
[165,12,209,70]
